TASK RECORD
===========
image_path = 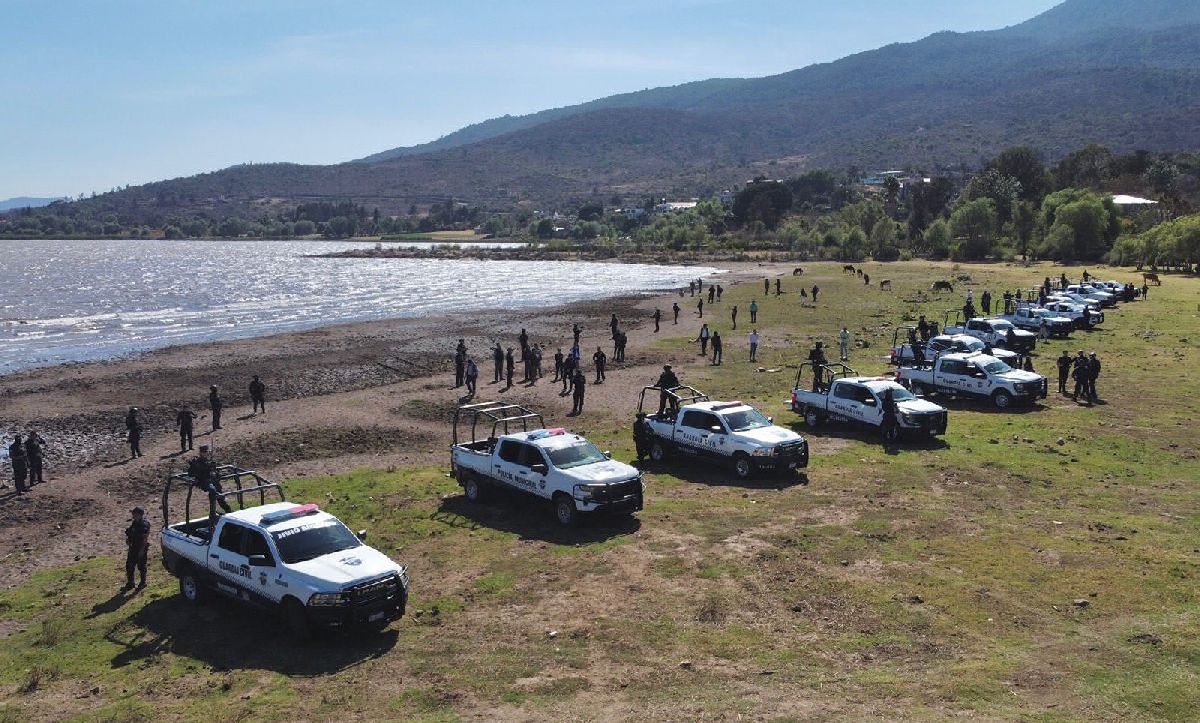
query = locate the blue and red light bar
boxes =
[260,503,320,526]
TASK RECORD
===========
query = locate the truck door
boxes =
[243,530,281,604]
[678,410,724,458]
[936,359,974,394]
[495,440,541,494]
[213,522,255,600]
[517,444,549,497]
[830,383,863,422]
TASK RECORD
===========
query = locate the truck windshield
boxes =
[885,386,917,402]
[980,359,1013,374]
[546,441,607,469]
[272,520,361,564]
[721,409,771,432]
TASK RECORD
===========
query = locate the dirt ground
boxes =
[0,260,783,592]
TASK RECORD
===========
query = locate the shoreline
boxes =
[0,259,783,591]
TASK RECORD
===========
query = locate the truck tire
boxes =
[910,381,928,396]
[553,494,577,526]
[732,453,754,480]
[649,440,670,464]
[992,389,1013,409]
[804,407,822,428]
[283,597,310,637]
[463,474,485,502]
[179,568,204,604]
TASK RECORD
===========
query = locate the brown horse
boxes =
[843,264,856,274]
[931,280,954,293]
[1143,272,1161,286]
[879,279,892,290]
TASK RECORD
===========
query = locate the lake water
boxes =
[0,239,718,374]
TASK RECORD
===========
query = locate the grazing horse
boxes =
[856,268,863,278]
[792,267,804,276]
[1143,272,1161,286]
[843,264,856,274]
[931,280,954,293]
[863,273,870,285]
[879,279,892,290]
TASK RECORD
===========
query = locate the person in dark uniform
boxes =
[775,278,781,296]
[811,285,820,302]
[9,434,28,493]
[1071,351,1089,402]
[505,347,515,389]
[656,365,680,414]
[454,339,467,387]
[123,506,151,591]
[609,315,619,340]
[1056,350,1072,394]
[672,302,680,324]
[730,305,738,330]
[249,375,266,414]
[188,446,232,514]
[176,406,196,452]
[561,353,576,393]
[880,388,899,442]
[571,369,587,414]
[764,278,770,295]
[465,357,478,394]
[25,431,45,485]
[633,413,653,462]
[749,299,758,324]
[492,343,505,383]
[808,342,828,391]
[710,331,723,365]
[614,330,627,362]
[208,385,223,431]
[518,328,529,351]
[909,328,925,366]
[653,308,661,333]
[125,407,143,458]
[1086,352,1101,402]
[917,315,930,342]
[697,298,704,318]
[593,347,607,383]
[553,348,565,381]
[572,323,582,346]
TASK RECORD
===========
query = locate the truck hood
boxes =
[897,398,945,415]
[562,459,641,483]
[737,426,804,446]
[288,545,402,588]
[1008,328,1037,338]
[994,369,1044,385]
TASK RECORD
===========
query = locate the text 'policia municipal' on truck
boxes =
[637,385,808,480]
[159,464,409,636]
[450,401,644,526]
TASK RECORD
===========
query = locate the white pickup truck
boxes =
[894,352,1047,408]
[450,401,643,526]
[638,385,808,479]
[790,363,948,439]
[159,466,409,635]
[995,305,1074,338]
[942,316,1037,354]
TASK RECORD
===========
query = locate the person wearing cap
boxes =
[25,431,45,485]
[1085,352,1101,402]
[125,407,143,458]
[8,434,29,494]
[633,412,653,462]
[188,446,232,515]
[176,405,196,452]
[249,375,266,414]
[655,365,681,414]
[1071,351,1089,402]
[123,506,151,590]
[1056,350,1072,394]
[208,385,223,431]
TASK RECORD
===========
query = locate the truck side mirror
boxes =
[709,425,724,434]
[249,554,275,567]
[531,463,549,475]
[863,398,877,407]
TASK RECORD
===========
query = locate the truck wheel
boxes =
[179,568,204,604]
[283,597,310,637]
[649,441,669,464]
[553,494,577,526]
[804,407,821,428]
[732,453,754,480]
[463,475,484,502]
[992,389,1013,409]
[910,381,927,396]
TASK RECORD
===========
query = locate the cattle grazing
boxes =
[863,273,870,285]
[792,267,804,276]
[879,279,892,290]
[1143,272,1161,286]
[843,264,856,274]
[856,268,863,278]
[931,280,954,293]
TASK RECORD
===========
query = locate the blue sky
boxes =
[0,0,1061,200]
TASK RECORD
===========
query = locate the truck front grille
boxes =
[349,574,401,606]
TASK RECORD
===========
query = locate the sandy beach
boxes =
[0,259,786,590]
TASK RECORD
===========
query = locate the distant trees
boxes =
[732,180,792,231]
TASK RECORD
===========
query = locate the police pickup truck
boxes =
[450,401,643,526]
[942,316,1037,354]
[638,385,808,479]
[894,352,1047,409]
[790,362,948,439]
[995,304,1074,338]
[159,465,409,635]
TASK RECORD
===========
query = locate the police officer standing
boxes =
[9,434,29,494]
[880,388,899,442]
[249,375,267,414]
[1086,352,1101,402]
[208,385,223,431]
[123,506,151,591]
[571,368,587,415]
[633,413,653,462]
[125,407,144,458]
[1071,351,1089,402]
[176,405,196,452]
[454,339,468,388]
[1056,350,1072,394]
[25,431,45,485]
[593,346,607,383]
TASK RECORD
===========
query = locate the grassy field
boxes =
[2,261,1198,721]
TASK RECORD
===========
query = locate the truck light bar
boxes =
[527,428,566,440]
[711,401,744,411]
[260,503,320,526]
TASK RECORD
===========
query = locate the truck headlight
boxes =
[576,484,607,500]
[751,447,773,456]
[309,592,351,607]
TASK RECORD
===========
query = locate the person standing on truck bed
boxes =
[208,385,223,431]
[188,446,232,514]
[655,365,681,414]
[123,506,151,591]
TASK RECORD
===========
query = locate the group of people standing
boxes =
[1057,350,1102,403]
[5,431,46,494]
[121,375,268,460]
